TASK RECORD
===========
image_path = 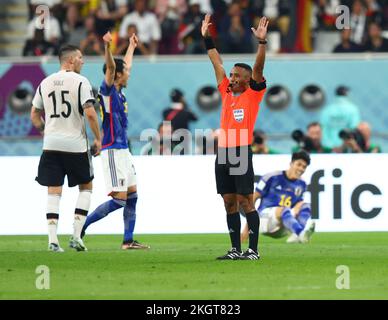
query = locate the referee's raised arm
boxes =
[201,14,226,85]
[103,32,116,87]
[251,17,269,82]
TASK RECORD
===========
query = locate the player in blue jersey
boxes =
[81,31,149,250]
[241,151,316,243]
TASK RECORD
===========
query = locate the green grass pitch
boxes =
[1,233,387,299]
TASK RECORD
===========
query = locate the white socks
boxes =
[47,194,61,245]
[73,190,92,239]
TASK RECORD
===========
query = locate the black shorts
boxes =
[36,151,94,187]
[215,146,254,195]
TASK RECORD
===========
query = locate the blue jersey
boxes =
[255,171,307,211]
[99,81,128,150]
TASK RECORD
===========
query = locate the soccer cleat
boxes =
[69,236,88,251]
[286,233,301,243]
[48,243,64,252]
[299,219,316,243]
[239,248,260,260]
[121,240,150,250]
[216,248,242,260]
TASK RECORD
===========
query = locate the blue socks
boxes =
[297,203,311,227]
[83,198,126,232]
[82,192,138,243]
[281,208,303,235]
[123,192,138,243]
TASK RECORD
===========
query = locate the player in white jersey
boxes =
[30,45,101,252]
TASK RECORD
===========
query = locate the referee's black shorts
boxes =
[36,151,94,187]
[215,146,254,195]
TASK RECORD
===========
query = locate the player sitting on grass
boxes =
[241,151,316,243]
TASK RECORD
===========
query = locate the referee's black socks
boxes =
[227,212,241,252]
[246,211,260,252]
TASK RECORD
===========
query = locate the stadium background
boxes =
[1,55,388,155]
[1,0,388,301]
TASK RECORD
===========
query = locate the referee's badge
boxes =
[233,109,244,122]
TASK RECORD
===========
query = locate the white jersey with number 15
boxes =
[32,70,95,153]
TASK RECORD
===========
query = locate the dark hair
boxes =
[292,150,311,166]
[103,58,126,80]
[58,44,80,63]
[170,88,184,102]
[234,63,252,73]
[336,85,349,96]
[307,121,321,129]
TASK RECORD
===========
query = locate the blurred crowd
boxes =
[24,0,388,57]
[142,84,382,155]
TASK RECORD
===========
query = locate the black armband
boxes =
[250,78,266,91]
[204,37,216,50]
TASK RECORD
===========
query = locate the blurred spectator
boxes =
[337,121,382,153]
[250,0,291,52]
[218,1,252,53]
[333,28,364,52]
[23,28,57,56]
[292,122,332,154]
[153,0,187,54]
[365,0,383,24]
[251,130,280,154]
[162,88,198,132]
[178,0,206,54]
[95,0,128,36]
[315,0,340,30]
[119,0,161,55]
[357,121,382,152]
[362,21,388,51]
[350,0,368,45]
[27,9,62,46]
[320,85,361,149]
[115,24,150,55]
[64,0,100,32]
[190,0,213,14]
[79,16,104,55]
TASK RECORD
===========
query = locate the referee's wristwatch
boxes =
[258,38,267,45]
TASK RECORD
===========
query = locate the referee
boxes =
[201,15,268,260]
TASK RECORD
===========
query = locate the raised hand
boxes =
[129,33,138,49]
[201,14,212,37]
[102,31,112,44]
[251,16,269,40]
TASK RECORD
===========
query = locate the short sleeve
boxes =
[247,77,266,104]
[99,80,114,97]
[32,85,43,109]
[80,79,95,107]
[249,77,266,92]
[255,177,269,196]
[217,77,230,97]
